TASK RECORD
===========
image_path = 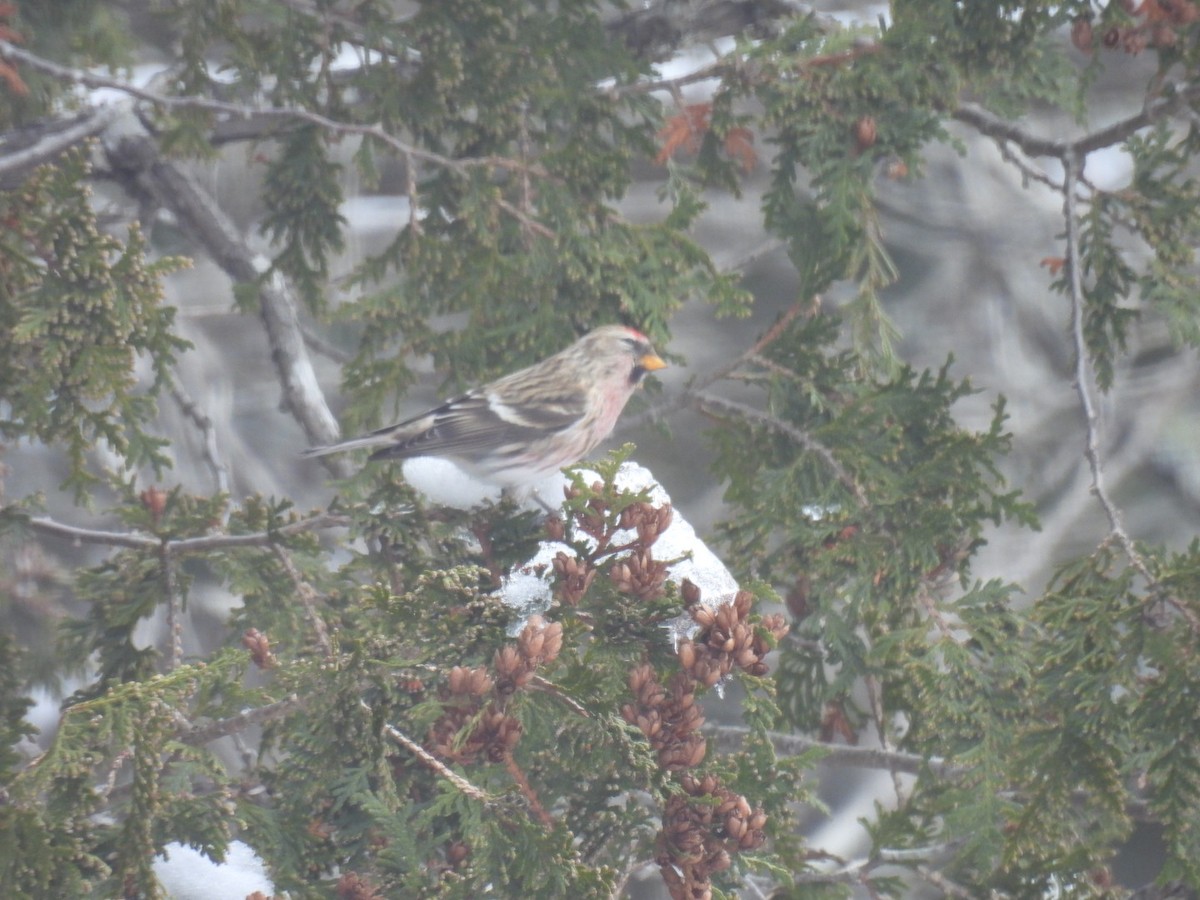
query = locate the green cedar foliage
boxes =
[5,1,1200,898]
[0,148,190,496]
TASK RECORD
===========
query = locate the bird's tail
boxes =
[299,432,394,459]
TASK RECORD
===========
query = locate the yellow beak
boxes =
[640,353,667,372]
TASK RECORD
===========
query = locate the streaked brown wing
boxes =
[366,387,586,461]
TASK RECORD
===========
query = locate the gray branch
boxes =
[0,106,117,187]
[96,115,352,474]
[26,510,349,554]
[705,723,964,778]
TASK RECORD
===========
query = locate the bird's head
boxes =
[580,324,666,388]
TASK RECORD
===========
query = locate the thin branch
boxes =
[915,579,959,640]
[503,751,554,828]
[404,151,422,238]
[692,391,869,507]
[693,294,814,398]
[608,14,857,97]
[97,748,133,803]
[1061,153,1200,633]
[25,516,159,549]
[0,41,554,237]
[171,512,351,551]
[529,674,591,718]
[609,859,656,900]
[704,723,964,779]
[161,543,184,671]
[954,78,1200,634]
[611,57,730,98]
[177,691,496,812]
[169,379,231,497]
[790,866,868,887]
[742,875,771,900]
[0,106,117,183]
[270,543,333,657]
[876,844,957,864]
[26,510,349,554]
[613,264,802,437]
[377,713,491,804]
[1065,152,1118,540]
[301,324,354,364]
[0,41,425,168]
[790,842,958,889]
[178,693,304,746]
[975,114,1109,202]
[864,672,907,801]
[1063,151,1123,540]
[102,123,351,469]
[953,85,1200,159]
[721,235,786,274]
[916,865,976,899]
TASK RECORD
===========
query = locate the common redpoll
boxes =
[301,325,666,489]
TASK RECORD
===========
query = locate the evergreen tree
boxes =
[2,1,1199,897]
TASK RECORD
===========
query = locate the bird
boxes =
[301,324,667,490]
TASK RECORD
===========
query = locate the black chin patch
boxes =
[630,365,647,384]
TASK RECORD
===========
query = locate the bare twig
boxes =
[378,713,491,804]
[721,236,786,274]
[916,865,976,899]
[26,510,349,554]
[270,543,333,657]
[161,543,184,671]
[0,41,554,237]
[503,751,554,828]
[915,580,959,640]
[106,127,351,468]
[694,295,814,397]
[790,842,959,890]
[953,87,1200,160]
[864,673,906,801]
[301,324,354,364]
[704,723,964,779]
[613,264,801,437]
[609,859,656,900]
[98,748,133,802]
[169,379,231,497]
[692,391,869,507]
[178,693,304,746]
[25,516,159,550]
[1060,152,1200,633]
[611,57,730,98]
[791,866,870,887]
[404,151,422,238]
[172,512,351,551]
[1062,151,1126,547]
[529,674,591,718]
[0,106,117,183]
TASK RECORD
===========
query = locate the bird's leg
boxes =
[531,486,559,516]
[502,484,556,516]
